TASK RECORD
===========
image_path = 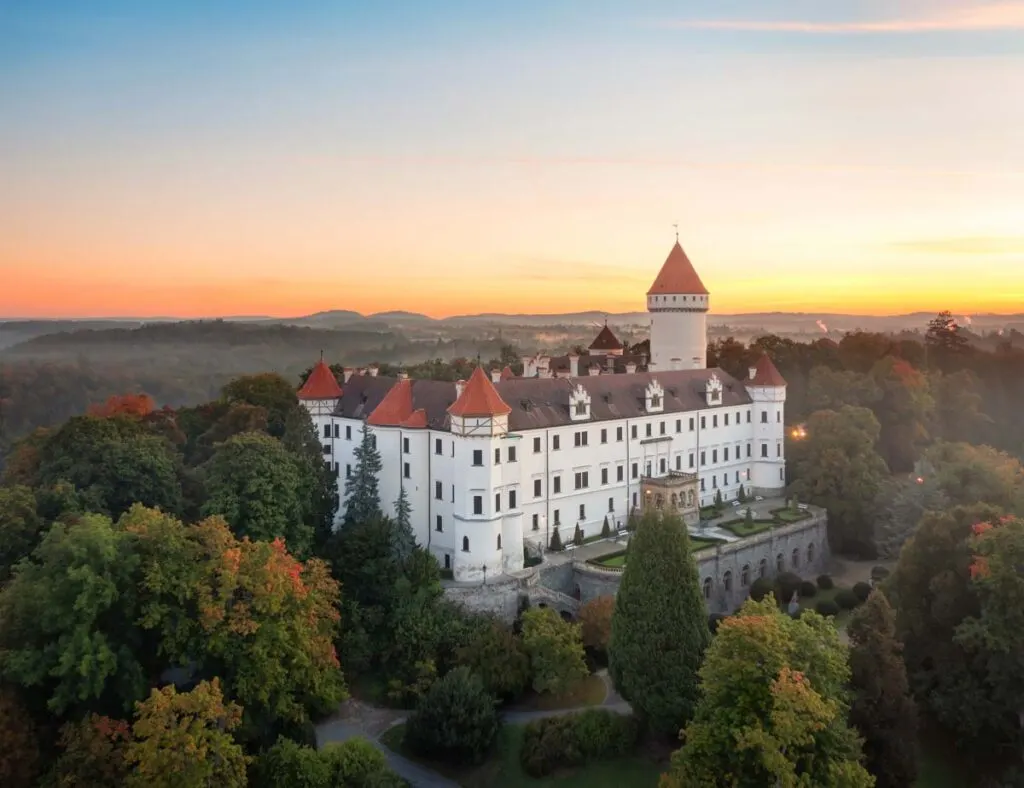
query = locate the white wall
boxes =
[648,293,709,371]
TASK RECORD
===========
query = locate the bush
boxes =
[835,589,860,610]
[816,574,834,591]
[870,565,890,582]
[579,596,615,655]
[520,710,638,777]
[853,581,872,602]
[708,613,727,633]
[573,524,584,547]
[404,667,499,764]
[798,580,817,598]
[321,738,398,786]
[815,599,840,617]
[549,529,563,551]
[521,608,588,695]
[749,576,773,602]
[774,572,802,603]
[456,621,531,702]
[252,737,331,788]
[601,517,611,538]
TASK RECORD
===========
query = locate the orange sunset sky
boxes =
[2,1,1023,319]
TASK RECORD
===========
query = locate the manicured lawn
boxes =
[596,553,626,568]
[380,723,663,787]
[595,538,720,568]
[699,505,724,519]
[795,586,852,630]
[720,519,775,537]
[508,673,607,712]
[771,508,812,523]
[690,537,722,552]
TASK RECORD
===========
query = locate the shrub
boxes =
[520,710,638,777]
[456,621,530,702]
[749,577,773,602]
[835,589,860,610]
[573,524,584,547]
[799,580,817,598]
[404,667,499,764]
[521,607,588,695]
[601,517,611,538]
[579,596,615,655]
[853,581,872,602]
[774,571,802,603]
[321,738,398,786]
[815,599,840,617]
[708,613,727,633]
[816,574,834,591]
[870,565,891,582]
[549,528,563,551]
[252,737,331,788]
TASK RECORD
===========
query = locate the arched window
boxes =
[723,570,733,592]
[687,490,695,507]
[759,558,767,579]
[776,553,784,573]
[702,577,712,600]
[462,536,470,552]
[497,534,502,550]
[792,547,800,568]
[807,542,815,564]
[741,564,750,587]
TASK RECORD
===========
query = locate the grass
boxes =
[699,505,724,519]
[508,673,607,712]
[720,518,776,537]
[593,537,721,569]
[380,722,664,788]
[771,507,812,523]
[795,586,853,630]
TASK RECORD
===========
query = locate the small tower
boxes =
[746,354,787,495]
[647,239,709,371]
[297,358,342,419]
[589,322,624,357]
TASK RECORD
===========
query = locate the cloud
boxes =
[660,2,1024,34]
[890,237,1024,255]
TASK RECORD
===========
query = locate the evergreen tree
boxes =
[392,486,416,562]
[744,507,754,529]
[713,489,722,508]
[573,523,584,546]
[549,527,563,551]
[608,511,710,736]
[344,425,382,525]
[737,484,746,503]
[601,515,611,538]
[848,590,918,788]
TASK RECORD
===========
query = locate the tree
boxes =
[745,506,755,529]
[0,687,40,788]
[0,485,43,583]
[404,667,500,764]
[50,713,132,786]
[456,620,531,701]
[344,426,382,525]
[573,522,584,546]
[870,356,933,473]
[872,470,949,559]
[737,484,747,503]
[663,598,872,787]
[789,406,889,555]
[200,432,312,555]
[806,366,881,413]
[608,511,710,736]
[925,311,971,367]
[847,591,918,788]
[579,595,615,655]
[931,370,992,444]
[125,679,248,788]
[221,373,299,438]
[923,441,1024,512]
[88,394,156,418]
[392,485,416,562]
[520,607,588,696]
[282,407,339,552]
[251,736,331,788]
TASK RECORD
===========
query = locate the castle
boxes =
[300,239,788,582]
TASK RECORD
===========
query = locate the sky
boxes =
[1,0,1023,319]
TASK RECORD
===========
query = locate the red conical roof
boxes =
[297,360,342,400]
[367,378,414,426]
[589,324,623,351]
[647,241,708,296]
[748,354,786,387]
[448,366,512,417]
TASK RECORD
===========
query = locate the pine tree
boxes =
[573,523,584,547]
[344,425,382,525]
[392,486,416,562]
[847,590,918,788]
[609,511,710,736]
[549,528,563,551]
[601,516,611,538]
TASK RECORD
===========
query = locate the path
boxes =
[315,670,631,787]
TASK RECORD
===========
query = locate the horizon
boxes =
[3,1,1023,318]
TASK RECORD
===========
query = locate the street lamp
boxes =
[482,564,487,586]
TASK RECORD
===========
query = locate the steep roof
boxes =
[367,378,414,426]
[297,360,343,400]
[589,324,624,351]
[748,354,787,387]
[448,366,512,418]
[500,366,515,381]
[647,241,709,296]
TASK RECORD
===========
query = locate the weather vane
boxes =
[672,223,679,242]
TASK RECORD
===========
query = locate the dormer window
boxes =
[645,380,665,413]
[705,373,723,406]
[569,383,591,421]
[575,401,586,416]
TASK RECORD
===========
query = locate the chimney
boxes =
[606,355,616,373]
[748,366,757,380]
[343,367,355,383]
[368,365,379,377]
[625,362,637,374]
[455,379,466,398]
[397,371,408,381]
[521,356,534,377]
[588,364,600,376]
[568,354,579,377]
[490,368,501,383]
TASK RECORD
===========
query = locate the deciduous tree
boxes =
[578,595,615,655]
[221,373,299,438]
[520,607,588,696]
[0,687,40,788]
[404,667,500,764]
[456,619,530,701]
[50,713,132,786]
[0,485,43,583]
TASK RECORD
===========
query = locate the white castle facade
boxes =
[300,240,788,581]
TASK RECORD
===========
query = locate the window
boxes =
[322,444,330,455]
[702,577,712,600]
[723,570,732,592]
[700,450,706,466]
[452,484,455,502]
[600,428,607,444]
[761,411,768,423]
[617,465,624,482]
[346,425,352,440]
[444,554,450,569]
[616,426,624,441]
[553,435,561,450]
[724,447,729,461]
[495,492,501,512]
[435,438,442,455]
[632,492,637,507]
[509,446,517,462]
[747,411,752,423]
[747,443,752,458]
[777,443,782,457]
[724,413,729,426]
[778,411,782,423]
[689,453,695,468]
[473,496,483,515]
[435,515,442,532]
[713,415,718,428]
[574,430,588,447]
[346,464,351,478]
[631,462,638,479]
[792,548,800,568]
[497,534,502,550]
[675,455,681,470]
[462,536,470,552]
[534,479,542,497]
[579,503,586,520]
[451,442,455,457]
[660,421,666,435]
[736,471,740,483]
[371,435,377,449]
[761,443,769,458]
[403,437,410,454]
[553,476,562,494]
[601,467,608,484]
[741,564,750,586]
[659,458,666,473]
[331,423,338,438]
[336,464,341,476]
[712,475,717,488]
[689,417,695,431]
[631,425,638,439]
[759,558,767,578]
[700,477,705,491]
[495,447,501,464]
[574,471,589,490]
[533,436,542,453]
[645,423,652,437]
[403,462,410,479]
[323,424,331,438]
[435,481,442,500]
[807,543,815,564]
[701,416,706,429]
[650,394,661,408]
[645,461,652,476]
[574,400,586,416]
[554,509,561,525]
[532,513,539,531]
[712,449,718,463]
[776,553,785,573]
[608,497,614,512]
[473,449,483,466]
[509,489,517,509]
[676,419,681,433]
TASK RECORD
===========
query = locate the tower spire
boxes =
[673,222,679,242]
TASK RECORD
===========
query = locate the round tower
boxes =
[745,354,787,495]
[647,239,709,371]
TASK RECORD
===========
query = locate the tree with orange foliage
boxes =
[0,687,40,788]
[88,394,155,418]
[578,595,615,656]
[50,713,132,786]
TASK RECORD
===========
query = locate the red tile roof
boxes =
[647,241,709,296]
[500,366,515,381]
[297,360,343,400]
[400,408,428,428]
[589,324,623,351]
[367,378,414,426]
[748,354,786,387]
[448,366,512,418]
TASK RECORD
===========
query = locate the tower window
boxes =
[436,515,442,532]
[473,450,483,466]
[462,536,470,552]
[761,411,768,424]
[473,496,483,515]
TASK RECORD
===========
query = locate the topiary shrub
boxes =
[573,524,584,547]
[774,572,802,603]
[549,528,563,551]
[404,667,499,764]
[708,613,727,633]
[799,580,817,598]
[749,577,774,602]
[601,517,611,538]
[870,565,890,582]
[816,574,834,591]
[853,581,872,602]
[815,599,840,617]
[835,589,859,611]
[520,710,638,777]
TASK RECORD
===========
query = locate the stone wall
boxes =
[442,574,524,622]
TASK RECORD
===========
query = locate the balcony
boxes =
[640,470,700,524]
